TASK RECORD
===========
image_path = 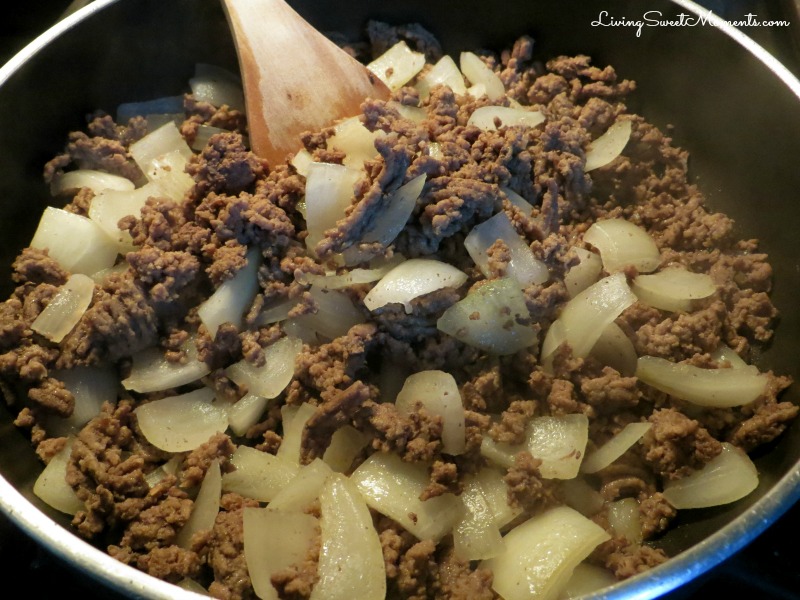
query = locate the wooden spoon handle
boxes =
[222,0,391,167]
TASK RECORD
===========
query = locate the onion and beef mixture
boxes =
[1,22,797,600]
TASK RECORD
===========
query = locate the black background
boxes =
[0,1,798,599]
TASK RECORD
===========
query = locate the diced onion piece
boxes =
[256,297,297,325]
[145,113,184,132]
[467,105,545,132]
[298,255,405,290]
[176,459,221,548]
[198,246,261,338]
[294,285,366,340]
[327,117,385,169]
[459,52,505,100]
[500,186,535,215]
[367,41,426,91]
[269,458,333,512]
[31,274,94,343]
[395,370,465,455]
[663,443,759,509]
[290,148,314,177]
[145,455,183,489]
[277,403,317,465]
[564,247,602,298]
[438,277,536,355]
[581,422,652,474]
[222,446,300,502]
[632,267,717,312]
[244,507,317,600]
[588,321,638,377]
[473,467,522,528]
[561,563,618,599]
[467,83,487,98]
[226,336,301,399]
[583,218,661,274]
[364,258,467,314]
[323,425,370,473]
[481,506,611,600]
[636,355,768,407]
[454,474,505,561]
[122,337,210,393]
[30,207,119,275]
[607,497,642,544]
[228,394,270,437]
[388,101,427,124]
[129,121,193,174]
[134,387,227,452]
[117,95,184,123]
[711,344,748,369]
[464,211,549,286]
[43,366,118,437]
[51,169,135,196]
[190,63,245,112]
[304,162,360,254]
[87,182,161,250]
[191,124,230,152]
[351,452,461,541]
[585,119,632,172]
[146,149,194,200]
[416,55,467,98]
[543,272,637,361]
[33,439,83,515]
[311,473,386,600]
[561,477,605,517]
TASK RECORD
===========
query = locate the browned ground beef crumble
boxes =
[0,21,797,600]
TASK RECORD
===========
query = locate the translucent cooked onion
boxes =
[564,247,602,298]
[228,394,270,437]
[663,443,759,509]
[500,186,535,215]
[51,169,135,196]
[44,366,118,437]
[367,41,426,91]
[294,285,366,340]
[145,149,194,200]
[30,206,119,276]
[268,458,332,513]
[176,459,221,548]
[297,255,405,290]
[31,273,94,343]
[632,267,717,312]
[134,387,228,452]
[561,477,605,517]
[459,52,505,100]
[190,63,245,112]
[198,246,261,338]
[585,119,632,172]
[191,124,230,152]
[481,506,611,600]
[290,148,314,177]
[351,452,461,541]
[364,258,468,314]
[472,467,522,528]
[395,370,466,455]
[322,425,370,473]
[311,474,387,600]
[561,563,618,598]
[88,183,162,250]
[437,277,537,355]
[583,218,661,274]
[581,422,652,474]
[467,105,546,131]
[388,101,427,124]
[711,344,748,368]
[464,211,549,286]
[453,474,505,561]
[636,355,768,407]
[122,337,210,393]
[304,162,360,254]
[327,116,385,169]
[33,439,83,515]
[225,336,302,398]
[588,322,638,377]
[277,403,318,465]
[607,497,642,544]
[416,54,467,98]
[128,121,194,173]
[222,446,300,502]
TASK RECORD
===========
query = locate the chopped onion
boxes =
[225,336,302,399]
[290,148,314,177]
[583,218,661,274]
[388,101,427,123]
[351,452,461,541]
[228,394,270,437]
[145,455,182,489]
[268,458,333,512]
[277,402,317,465]
[122,337,210,393]
[561,477,605,517]
[87,182,162,250]
[453,474,505,561]
[51,169,135,196]
[190,63,245,112]
[364,258,467,314]
[581,422,652,474]
[473,467,522,528]
[367,41,426,91]
[190,124,230,152]
[437,277,537,355]
[311,473,386,600]
[323,425,370,473]
[294,285,366,340]
[222,446,300,502]
[467,83,487,98]
[395,370,465,455]
[176,459,221,548]
[244,507,317,600]
[416,54,467,98]
[33,439,83,515]
[500,186,535,215]
[585,119,632,172]
[31,273,94,343]
[145,149,194,200]
[636,355,768,407]
[117,95,184,123]
[663,443,759,509]
[145,113,184,132]
[589,321,638,377]
[467,105,546,131]
[607,497,642,544]
[44,366,118,437]
[632,267,717,312]
[464,210,549,286]
[304,162,360,254]
[128,121,193,174]
[711,344,748,369]
[298,255,405,290]
[481,506,611,600]
[327,116,385,170]
[459,52,505,100]
[198,246,261,338]
[30,206,119,276]
[561,563,618,599]
[564,247,602,298]
[134,387,228,452]
[256,297,297,325]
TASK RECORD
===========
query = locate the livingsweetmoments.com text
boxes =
[592,10,790,37]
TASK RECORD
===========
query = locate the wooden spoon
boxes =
[221,0,391,167]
